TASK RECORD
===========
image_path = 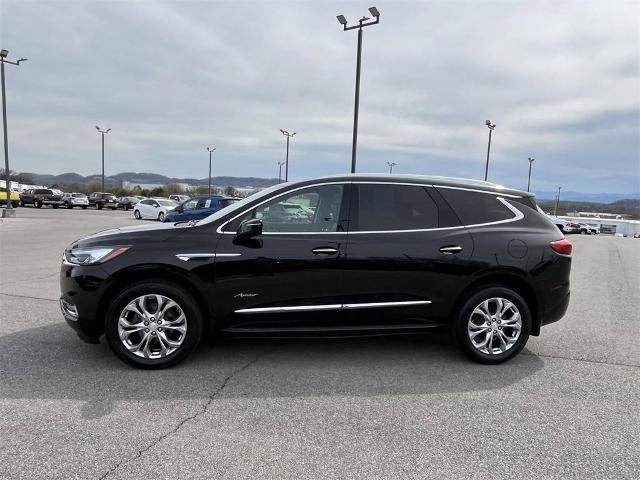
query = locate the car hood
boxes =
[72,222,192,247]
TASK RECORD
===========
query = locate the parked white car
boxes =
[133,198,178,222]
[61,192,89,209]
[169,194,190,203]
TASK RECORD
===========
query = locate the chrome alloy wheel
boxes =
[118,294,187,359]
[467,297,522,355]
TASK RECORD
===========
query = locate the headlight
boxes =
[64,246,130,265]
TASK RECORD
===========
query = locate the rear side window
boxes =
[437,188,515,225]
[36,189,52,195]
[356,184,439,231]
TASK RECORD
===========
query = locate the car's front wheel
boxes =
[454,286,531,364]
[105,282,203,369]
[158,211,165,222]
[134,209,141,219]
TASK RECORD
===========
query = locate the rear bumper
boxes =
[539,290,570,329]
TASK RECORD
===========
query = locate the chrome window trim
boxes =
[235,300,432,314]
[217,181,525,235]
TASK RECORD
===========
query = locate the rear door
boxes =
[341,182,474,329]
[210,182,352,332]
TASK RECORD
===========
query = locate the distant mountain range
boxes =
[533,190,640,203]
[27,171,280,189]
[18,171,639,204]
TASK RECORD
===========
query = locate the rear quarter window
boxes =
[437,188,516,225]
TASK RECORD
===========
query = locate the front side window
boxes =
[356,184,439,231]
[230,184,344,233]
[182,199,199,211]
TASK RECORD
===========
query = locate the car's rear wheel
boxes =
[105,282,203,369]
[34,200,42,208]
[81,206,87,209]
[454,286,531,364]
[134,209,141,219]
[19,200,24,207]
[97,204,103,210]
[66,202,73,209]
[11,201,18,208]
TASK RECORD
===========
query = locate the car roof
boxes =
[309,173,533,197]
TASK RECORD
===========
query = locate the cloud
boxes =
[1,0,638,193]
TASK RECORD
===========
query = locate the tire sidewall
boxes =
[455,286,531,364]
[104,281,203,369]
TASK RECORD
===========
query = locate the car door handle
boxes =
[439,245,463,254]
[312,247,338,256]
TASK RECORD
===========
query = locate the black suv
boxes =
[60,175,572,368]
[88,192,118,210]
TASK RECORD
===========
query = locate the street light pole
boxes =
[207,147,216,195]
[1,49,27,217]
[386,161,397,173]
[484,120,496,181]
[554,186,562,216]
[280,129,296,182]
[277,161,285,183]
[95,126,111,192]
[527,157,535,192]
[337,7,381,174]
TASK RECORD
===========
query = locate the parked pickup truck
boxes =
[88,192,118,210]
[19,188,64,208]
[0,188,21,208]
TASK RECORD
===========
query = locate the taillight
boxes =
[550,238,572,256]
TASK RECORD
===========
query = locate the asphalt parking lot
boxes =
[1,207,638,480]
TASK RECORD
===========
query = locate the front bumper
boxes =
[60,262,112,342]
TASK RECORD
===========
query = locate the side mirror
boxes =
[237,218,263,238]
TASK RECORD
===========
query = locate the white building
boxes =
[559,214,640,236]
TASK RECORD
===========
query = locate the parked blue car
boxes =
[164,195,240,222]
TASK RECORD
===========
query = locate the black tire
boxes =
[81,206,87,210]
[97,204,103,210]
[35,200,42,208]
[134,209,141,219]
[19,199,24,207]
[11,201,18,208]
[66,202,73,209]
[158,211,165,222]
[104,281,203,369]
[52,204,59,209]
[453,286,531,364]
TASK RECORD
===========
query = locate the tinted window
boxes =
[35,189,52,195]
[220,199,238,208]
[356,184,439,231]
[437,188,515,225]
[140,199,153,206]
[232,184,344,233]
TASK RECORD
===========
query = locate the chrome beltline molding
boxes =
[235,300,432,314]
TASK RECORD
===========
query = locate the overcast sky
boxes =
[1,0,638,193]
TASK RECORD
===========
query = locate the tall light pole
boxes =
[277,161,285,183]
[484,120,496,181]
[95,126,111,192]
[554,186,562,216]
[337,7,381,174]
[1,49,27,217]
[386,161,397,173]
[527,157,535,192]
[207,147,216,195]
[280,129,296,182]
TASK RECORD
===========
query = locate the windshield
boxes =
[157,199,177,206]
[72,193,86,198]
[197,183,289,226]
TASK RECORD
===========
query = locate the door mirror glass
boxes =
[237,218,263,238]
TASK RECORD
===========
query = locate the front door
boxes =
[341,182,474,330]
[212,182,351,333]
